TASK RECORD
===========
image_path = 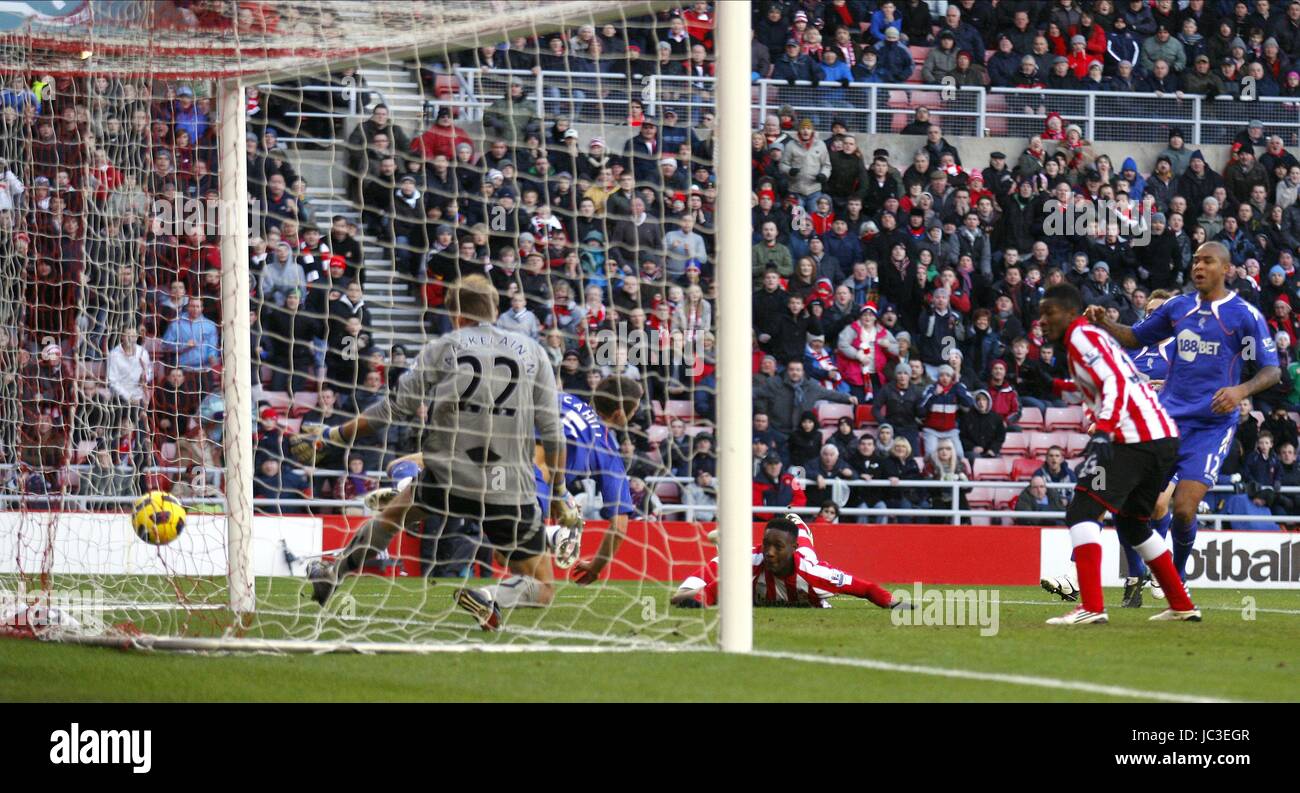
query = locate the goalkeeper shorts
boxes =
[414,469,544,561]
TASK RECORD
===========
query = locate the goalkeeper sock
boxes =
[486,576,546,608]
[1170,513,1196,581]
[336,516,400,576]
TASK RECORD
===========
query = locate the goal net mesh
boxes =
[0,0,724,652]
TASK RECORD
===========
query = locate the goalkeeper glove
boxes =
[287,423,337,467]
[551,491,583,530]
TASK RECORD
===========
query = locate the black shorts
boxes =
[1070,436,1180,522]
[413,468,543,562]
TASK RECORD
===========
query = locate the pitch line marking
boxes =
[747,649,1236,703]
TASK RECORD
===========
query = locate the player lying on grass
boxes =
[299,275,565,631]
[669,513,910,610]
[361,377,641,580]
[1087,241,1280,587]
[1038,282,1199,625]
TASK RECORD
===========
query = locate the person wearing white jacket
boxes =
[107,326,151,424]
[496,291,541,340]
[0,159,23,212]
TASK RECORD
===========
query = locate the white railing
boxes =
[445,69,1300,145]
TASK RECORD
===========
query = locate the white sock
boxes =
[543,524,563,549]
[486,576,545,608]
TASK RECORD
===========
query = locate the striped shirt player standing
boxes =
[305,275,566,631]
[670,514,906,610]
[1115,289,1177,608]
[1088,242,1281,586]
[1038,283,1199,624]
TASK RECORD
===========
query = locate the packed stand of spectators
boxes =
[745,0,1300,525]
[6,2,1300,528]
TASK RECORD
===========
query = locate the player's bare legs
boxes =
[307,483,429,606]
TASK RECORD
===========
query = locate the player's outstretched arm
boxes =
[573,513,628,585]
[1083,305,1140,348]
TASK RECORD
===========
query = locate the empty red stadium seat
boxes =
[1045,406,1086,431]
[1017,406,1044,431]
[817,403,853,427]
[1028,431,1068,457]
[261,391,292,411]
[908,45,930,64]
[291,391,319,416]
[993,487,1018,509]
[1065,432,1091,457]
[855,404,876,426]
[1011,457,1043,481]
[654,481,681,502]
[1001,431,1029,456]
[650,400,667,423]
[887,89,910,109]
[972,457,1013,481]
[966,487,995,508]
[664,400,694,422]
[908,90,940,110]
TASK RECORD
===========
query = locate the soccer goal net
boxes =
[0,0,747,654]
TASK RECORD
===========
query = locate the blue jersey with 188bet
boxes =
[1132,292,1278,424]
[544,392,633,518]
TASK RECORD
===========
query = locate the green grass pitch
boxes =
[1,579,1297,702]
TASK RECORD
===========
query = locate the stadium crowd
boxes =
[2,1,1300,527]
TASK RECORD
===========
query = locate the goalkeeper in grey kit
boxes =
[305,275,566,631]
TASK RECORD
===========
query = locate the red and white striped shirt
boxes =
[678,530,874,609]
[1063,316,1177,444]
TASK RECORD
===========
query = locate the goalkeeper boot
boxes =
[1040,574,1080,602]
[1121,576,1144,608]
[454,587,502,632]
[1046,606,1109,625]
[362,487,398,513]
[305,561,339,607]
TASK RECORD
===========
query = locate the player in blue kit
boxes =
[1087,242,1281,588]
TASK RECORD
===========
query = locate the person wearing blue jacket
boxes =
[817,48,854,105]
[875,28,915,83]
[772,38,818,84]
[1105,15,1142,75]
[869,1,904,45]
